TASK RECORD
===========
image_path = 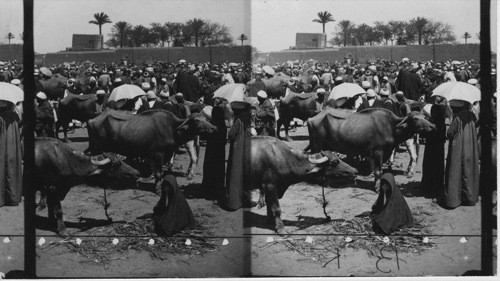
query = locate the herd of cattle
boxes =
[27,61,443,236]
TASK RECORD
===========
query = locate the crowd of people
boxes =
[0,55,496,212]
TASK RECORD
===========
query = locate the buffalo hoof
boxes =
[58,230,70,238]
[275,226,288,236]
[186,174,194,180]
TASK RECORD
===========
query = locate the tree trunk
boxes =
[99,25,103,49]
[322,23,325,34]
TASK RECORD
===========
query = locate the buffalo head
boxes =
[397,111,436,133]
[89,152,139,186]
[177,113,217,137]
[307,151,358,181]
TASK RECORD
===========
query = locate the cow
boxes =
[86,109,217,192]
[56,93,102,142]
[276,91,322,141]
[305,107,436,191]
[249,136,358,234]
[35,137,140,236]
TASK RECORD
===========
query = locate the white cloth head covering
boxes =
[366,89,376,97]
[257,90,267,99]
[36,92,47,100]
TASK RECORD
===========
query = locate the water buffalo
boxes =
[262,74,289,98]
[277,91,322,141]
[35,74,68,100]
[86,109,217,192]
[249,136,358,234]
[56,93,101,142]
[35,137,140,236]
[306,107,436,191]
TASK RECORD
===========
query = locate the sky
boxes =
[0,0,497,53]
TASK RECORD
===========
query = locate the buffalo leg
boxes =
[276,118,283,139]
[153,152,164,195]
[283,120,292,142]
[62,121,71,143]
[37,189,47,211]
[373,151,383,193]
[265,185,285,233]
[47,190,67,236]
[256,189,266,209]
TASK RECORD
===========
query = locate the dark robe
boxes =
[174,71,201,103]
[136,99,165,114]
[356,97,385,112]
[255,99,276,137]
[225,110,251,210]
[202,106,227,200]
[442,109,480,208]
[420,104,446,198]
[0,109,23,207]
[35,99,55,138]
[371,173,413,234]
[247,80,266,98]
[396,70,422,101]
[152,174,195,236]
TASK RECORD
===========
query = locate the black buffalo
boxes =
[306,107,435,191]
[35,74,68,100]
[277,91,325,141]
[56,93,101,142]
[35,137,140,236]
[87,109,217,192]
[249,136,357,234]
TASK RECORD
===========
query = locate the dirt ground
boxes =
[0,126,496,278]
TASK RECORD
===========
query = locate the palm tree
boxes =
[462,32,471,44]
[5,32,14,44]
[337,20,354,46]
[238,34,248,45]
[475,31,481,41]
[18,32,24,41]
[313,11,335,34]
[388,20,405,45]
[111,21,131,48]
[186,18,205,47]
[410,17,429,45]
[89,12,112,48]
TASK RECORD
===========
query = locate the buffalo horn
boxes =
[176,118,190,130]
[91,156,111,166]
[396,115,409,127]
[308,154,329,164]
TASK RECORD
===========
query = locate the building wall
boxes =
[0,44,23,62]
[295,33,326,49]
[38,46,252,65]
[72,34,103,50]
[264,44,482,65]
[40,46,251,66]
